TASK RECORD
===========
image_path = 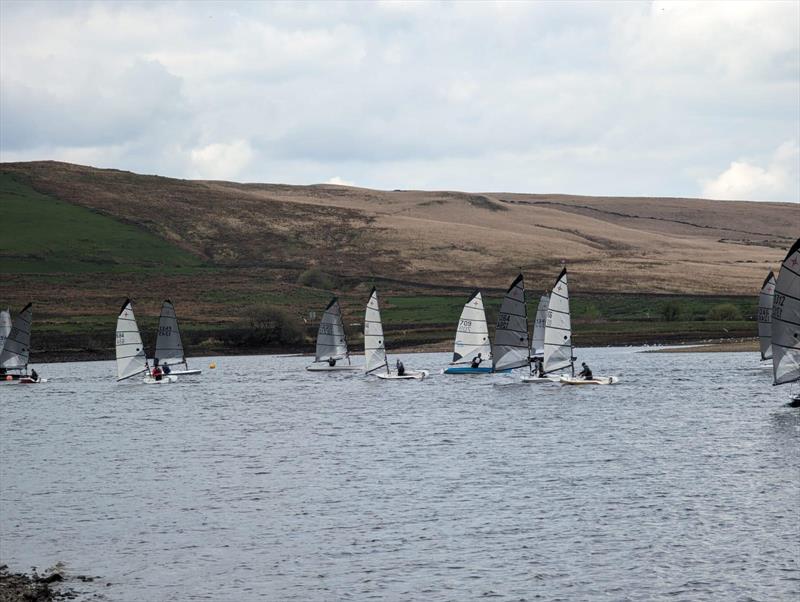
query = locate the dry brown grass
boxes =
[2,160,796,295]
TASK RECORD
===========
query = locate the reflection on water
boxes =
[1,347,798,601]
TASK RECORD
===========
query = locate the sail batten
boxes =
[0,303,33,370]
[116,299,149,381]
[772,238,800,386]
[492,274,530,372]
[451,290,492,364]
[543,268,574,375]
[364,288,388,374]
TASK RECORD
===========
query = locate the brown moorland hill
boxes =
[2,160,796,295]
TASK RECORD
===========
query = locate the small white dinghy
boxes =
[306,297,360,372]
[560,375,619,386]
[364,288,428,380]
[116,299,177,385]
[153,300,201,376]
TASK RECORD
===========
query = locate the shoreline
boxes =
[27,337,760,365]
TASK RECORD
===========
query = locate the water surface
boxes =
[1,348,798,600]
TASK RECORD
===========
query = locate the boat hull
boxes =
[443,366,510,374]
[166,369,202,376]
[376,370,429,380]
[559,376,619,385]
[143,375,178,385]
[306,364,362,372]
[520,375,560,383]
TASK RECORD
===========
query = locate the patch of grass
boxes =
[0,174,205,273]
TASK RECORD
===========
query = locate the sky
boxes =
[1,0,798,202]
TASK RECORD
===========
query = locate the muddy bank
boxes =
[645,338,759,353]
[0,565,76,601]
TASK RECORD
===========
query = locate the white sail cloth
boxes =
[452,291,491,364]
[364,288,388,374]
[531,293,550,358]
[492,274,530,372]
[0,303,32,370]
[543,268,573,375]
[0,308,11,356]
[757,271,776,360]
[772,239,800,386]
[154,300,186,367]
[315,298,349,362]
[116,299,149,381]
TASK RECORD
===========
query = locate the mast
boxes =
[364,288,389,374]
[315,297,349,363]
[0,303,33,373]
[451,290,491,365]
[155,300,187,369]
[116,299,150,381]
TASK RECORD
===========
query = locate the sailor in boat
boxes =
[578,362,593,380]
[328,357,337,367]
[396,359,405,376]
[152,360,164,382]
[470,353,483,369]
[162,363,171,376]
[533,357,545,378]
[30,368,39,383]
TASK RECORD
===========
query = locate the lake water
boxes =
[1,347,798,601]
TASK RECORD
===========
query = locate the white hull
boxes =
[520,375,561,383]
[167,369,202,376]
[376,370,429,380]
[560,375,619,386]
[306,363,361,372]
[143,375,178,385]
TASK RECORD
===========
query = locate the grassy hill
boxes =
[0,161,795,360]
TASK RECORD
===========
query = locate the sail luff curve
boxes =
[531,293,550,358]
[772,238,800,386]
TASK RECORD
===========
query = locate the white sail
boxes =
[451,291,492,364]
[364,288,388,374]
[543,268,574,375]
[772,238,800,386]
[0,303,32,370]
[315,297,349,362]
[492,274,530,372]
[116,299,149,381]
[0,308,11,355]
[757,271,776,360]
[531,293,550,358]
[154,300,186,367]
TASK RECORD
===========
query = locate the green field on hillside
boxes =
[0,174,204,273]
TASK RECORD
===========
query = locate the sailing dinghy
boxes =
[117,299,176,384]
[520,292,559,383]
[771,238,800,405]
[757,271,776,363]
[153,300,201,376]
[540,268,618,386]
[492,274,532,375]
[364,288,428,380]
[306,297,360,371]
[443,291,501,374]
[0,303,45,383]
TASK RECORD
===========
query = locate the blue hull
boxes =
[443,366,511,374]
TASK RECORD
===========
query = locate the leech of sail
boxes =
[772,238,800,386]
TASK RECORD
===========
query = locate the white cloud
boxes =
[189,140,253,180]
[1,1,798,200]
[325,176,356,186]
[702,141,799,202]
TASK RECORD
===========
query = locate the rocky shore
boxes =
[0,565,100,601]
